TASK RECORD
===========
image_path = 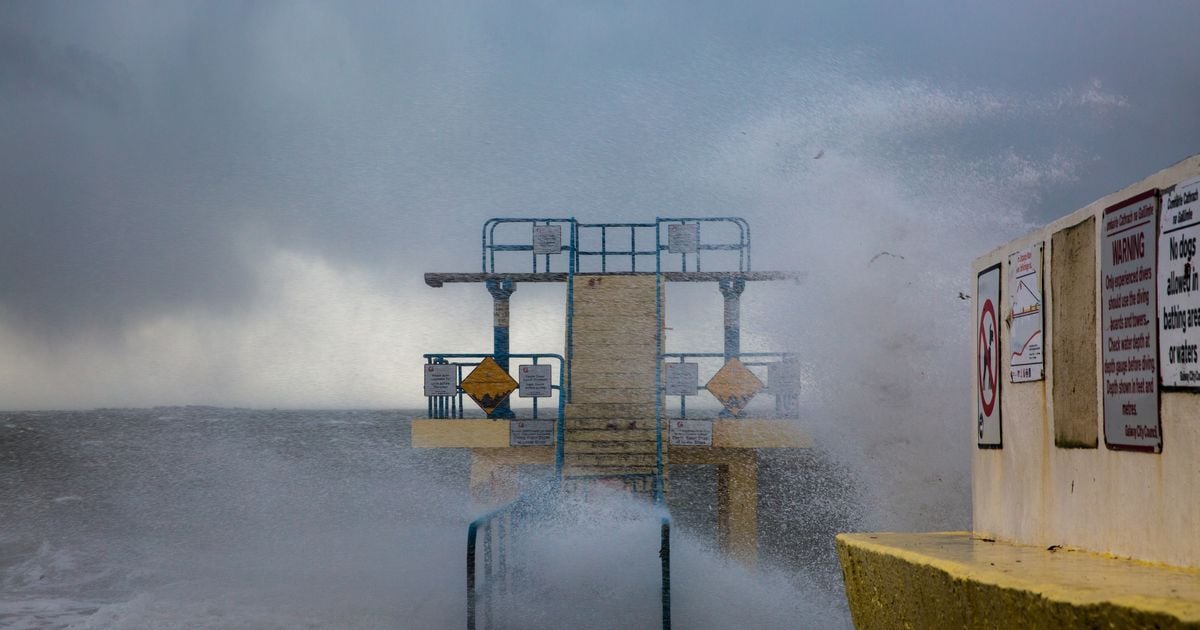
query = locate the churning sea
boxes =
[0,407,850,629]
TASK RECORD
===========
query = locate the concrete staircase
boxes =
[563,275,664,491]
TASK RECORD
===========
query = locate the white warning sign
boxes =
[1009,245,1044,383]
[1159,176,1200,390]
[667,223,699,254]
[423,363,458,397]
[669,419,713,446]
[510,420,553,446]
[518,364,553,398]
[976,263,1002,447]
[664,362,699,396]
[533,225,562,255]
[1102,190,1160,452]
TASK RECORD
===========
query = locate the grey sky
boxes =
[2,1,1198,408]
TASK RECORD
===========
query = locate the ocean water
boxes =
[0,408,850,628]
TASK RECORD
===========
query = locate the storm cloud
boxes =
[2,1,1198,408]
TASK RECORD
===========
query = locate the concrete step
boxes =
[571,346,659,364]
[572,311,658,325]
[563,418,657,431]
[562,465,661,478]
[565,402,657,419]
[564,453,659,467]
[563,441,658,454]
[565,429,657,442]
[568,387,656,404]
[568,361,657,382]
[567,369,658,386]
[573,275,657,294]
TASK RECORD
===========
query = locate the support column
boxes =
[717,450,758,567]
[469,449,518,506]
[718,277,746,363]
[486,278,517,419]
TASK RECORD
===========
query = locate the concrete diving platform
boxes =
[411,418,811,449]
[424,270,801,288]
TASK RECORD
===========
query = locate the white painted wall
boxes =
[972,154,1200,568]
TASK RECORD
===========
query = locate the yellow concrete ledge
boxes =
[412,418,810,449]
[712,419,811,448]
[837,532,1200,629]
[411,419,509,448]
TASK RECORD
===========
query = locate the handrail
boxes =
[660,351,800,419]
[466,495,672,630]
[481,218,578,273]
[424,353,568,473]
[655,217,751,273]
[660,512,672,630]
[467,496,527,630]
[480,216,752,275]
[480,216,753,414]
[654,220,666,505]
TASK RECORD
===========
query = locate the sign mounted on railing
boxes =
[461,357,518,415]
[518,364,552,397]
[1009,244,1044,383]
[667,223,699,254]
[424,364,458,397]
[1158,176,1200,390]
[664,362,699,396]
[706,358,763,416]
[1101,190,1160,452]
[532,225,562,255]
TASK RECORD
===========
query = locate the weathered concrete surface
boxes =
[411,419,508,448]
[564,275,662,479]
[972,154,1200,568]
[837,532,1200,628]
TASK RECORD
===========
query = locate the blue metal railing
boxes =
[661,351,801,419]
[467,495,532,630]
[466,494,672,630]
[424,353,568,472]
[659,511,672,630]
[481,217,751,275]
[480,217,754,428]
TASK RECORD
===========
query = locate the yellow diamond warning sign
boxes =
[461,357,518,415]
[705,358,763,416]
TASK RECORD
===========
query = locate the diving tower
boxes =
[411,218,808,567]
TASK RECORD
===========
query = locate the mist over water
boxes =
[1,409,849,628]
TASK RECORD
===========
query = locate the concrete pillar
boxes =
[719,277,746,363]
[469,447,554,506]
[717,450,758,567]
[485,278,516,419]
[470,450,518,506]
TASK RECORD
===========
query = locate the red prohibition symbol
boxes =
[978,299,998,416]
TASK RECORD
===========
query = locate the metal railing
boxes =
[481,218,578,274]
[479,217,754,448]
[659,512,672,630]
[480,217,751,275]
[467,495,532,630]
[660,351,801,419]
[466,494,673,630]
[424,353,568,473]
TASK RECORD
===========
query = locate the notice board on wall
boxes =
[1158,176,1200,390]
[1101,190,1161,452]
[976,263,1002,448]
